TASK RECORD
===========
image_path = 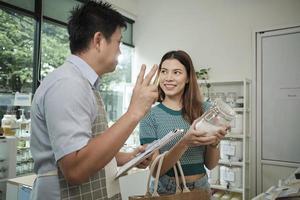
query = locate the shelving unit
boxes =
[0,136,33,200]
[198,79,251,200]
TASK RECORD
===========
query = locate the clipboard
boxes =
[115,129,184,179]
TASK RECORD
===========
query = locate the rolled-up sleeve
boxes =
[44,78,95,161]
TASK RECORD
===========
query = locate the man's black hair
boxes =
[68,0,127,54]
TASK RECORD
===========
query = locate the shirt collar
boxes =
[66,54,99,88]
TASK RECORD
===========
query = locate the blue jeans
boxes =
[150,174,210,195]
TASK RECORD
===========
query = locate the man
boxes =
[30,1,158,199]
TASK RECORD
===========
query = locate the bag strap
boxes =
[145,152,166,196]
[173,163,182,194]
[152,152,166,197]
[176,160,190,193]
[145,151,191,197]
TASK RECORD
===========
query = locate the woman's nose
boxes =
[165,73,173,81]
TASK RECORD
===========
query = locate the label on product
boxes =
[223,144,236,156]
[195,120,221,135]
[224,171,235,182]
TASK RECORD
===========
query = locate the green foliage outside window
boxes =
[0,8,133,94]
[0,9,34,93]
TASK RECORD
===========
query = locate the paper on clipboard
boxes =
[115,129,184,179]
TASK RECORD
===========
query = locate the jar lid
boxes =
[214,98,236,121]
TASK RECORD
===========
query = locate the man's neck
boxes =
[75,51,104,76]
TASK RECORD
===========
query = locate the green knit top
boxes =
[139,102,211,177]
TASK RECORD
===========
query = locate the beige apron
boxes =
[57,88,121,200]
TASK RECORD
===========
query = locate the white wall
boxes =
[106,0,138,19]
[134,0,300,81]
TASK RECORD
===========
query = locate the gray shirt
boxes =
[30,55,99,199]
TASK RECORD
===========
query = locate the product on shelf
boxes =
[220,140,243,162]
[220,166,243,189]
[230,114,243,134]
[213,190,225,199]
[1,112,17,136]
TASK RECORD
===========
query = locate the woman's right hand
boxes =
[180,128,218,147]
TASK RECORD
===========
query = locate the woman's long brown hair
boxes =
[157,50,204,124]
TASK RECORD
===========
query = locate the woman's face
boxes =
[159,58,188,99]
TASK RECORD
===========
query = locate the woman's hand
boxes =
[130,145,152,169]
[180,121,230,147]
[209,125,229,147]
[180,128,217,147]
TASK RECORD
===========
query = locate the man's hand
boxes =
[127,64,158,121]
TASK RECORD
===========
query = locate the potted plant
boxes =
[196,68,212,101]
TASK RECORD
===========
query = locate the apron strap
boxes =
[37,170,58,178]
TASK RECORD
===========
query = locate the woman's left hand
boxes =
[131,145,152,169]
[210,125,230,146]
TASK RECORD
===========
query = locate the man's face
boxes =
[101,27,122,73]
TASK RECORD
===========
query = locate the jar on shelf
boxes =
[226,92,237,108]
[1,114,17,136]
[220,193,233,200]
[213,191,224,199]
[235,96,244,108]
[209,92,216,101]
[231,193,242,200]
[216,92,226,102]
[230,114,243,134]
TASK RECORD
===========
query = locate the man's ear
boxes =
[93,32,104,52]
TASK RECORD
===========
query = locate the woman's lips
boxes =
[163,84,176,90]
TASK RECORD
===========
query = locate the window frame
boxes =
[0,0,135,94]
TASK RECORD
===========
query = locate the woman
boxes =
[139,50,228,194]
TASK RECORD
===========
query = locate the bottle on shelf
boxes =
[226,92,237,108]
[16,109,30,137]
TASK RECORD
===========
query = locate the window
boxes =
[41,21,70,78]
[100,44,134,123]
[43,0,82,23]
[0,8,34,93]
[0,0,34,12]
[0,7,34,120]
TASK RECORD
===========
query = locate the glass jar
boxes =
[1,114,17,136]
[194,99,236,135]
[236,96,244,108]
[216,92,226,102]
[226,92,237,107]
